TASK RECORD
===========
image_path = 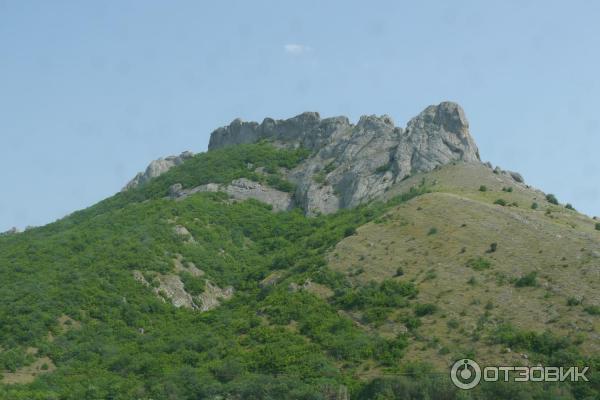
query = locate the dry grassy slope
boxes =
[328,162,600,369]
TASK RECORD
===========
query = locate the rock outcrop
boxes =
[169,178,293,211]
[133,268,233,312]
[123,151,195,191]
[209,102,480,214]
[123,102,482,215]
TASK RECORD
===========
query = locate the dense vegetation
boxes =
[0,143,598,399]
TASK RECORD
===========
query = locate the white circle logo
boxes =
[450,359,482,390]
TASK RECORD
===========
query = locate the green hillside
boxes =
[1,143,599,399]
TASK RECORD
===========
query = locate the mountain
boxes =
[1,102,599,399]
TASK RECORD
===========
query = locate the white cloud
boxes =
[284,44,312,55]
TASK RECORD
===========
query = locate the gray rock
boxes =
[169,183,184,198]
[210,102,480,215]
[225,178,293,211]
[122,151,195,191]
[197,281,234,312]
[125,102,482,215]
[171,179,293,212]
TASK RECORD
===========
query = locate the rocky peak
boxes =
[207,102,480,214]
[124,102,481,215]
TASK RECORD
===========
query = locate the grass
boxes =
[328,162,600,377]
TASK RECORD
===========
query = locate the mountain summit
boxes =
[126,102,481,215]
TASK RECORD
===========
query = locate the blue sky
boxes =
[1,0,599,231]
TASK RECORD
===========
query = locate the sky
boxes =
[1,0,599,231]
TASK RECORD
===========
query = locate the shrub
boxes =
[375,163,391,174]
[502,187,513,193]
[427,227,438,236]
[566,297,581,307]
[395,267,404,277]
[424,270,437,281]
[584,305,600,315]
[546,193,559,205]
[414,303,437,317]
[595,223,600,231]
[488,242,498,253]
[447,319,459,329]
[565,203,575,210]
[313,171,326,184]
[479,185,487,192]
[335,279,417,310]
[179,272,205,296]
[493,199,507,206]
[492,324,570,356]
[467,276,476,285]
[515,272,537,287]
[531,202,539,210]
[362,307,392,325]
[343,226,357,237]
[401,315,422,331]
[466,257,492,271]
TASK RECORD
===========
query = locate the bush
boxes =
[565,203,575,210]
[427,227,438,236]
[447,319,459,329]
[567,297,581,307]
[375,163,391,174]
[466,257,492,271]
[479,185,487,192]
[546,193,559,205]
[492,324,570,356]
[395,267,404,277]
[343,226,357,237]
[401,315,422,331]
[488,242,498,253]
[502,187,513,192]
[494,199,507,206]
[515,272,537,287]
[595,223,600,231]
[531,202,539,210]
[335,279,417,310]
[584,305,600,315]
[414,303,437,317]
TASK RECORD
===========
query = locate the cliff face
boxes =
[208,102,480,214]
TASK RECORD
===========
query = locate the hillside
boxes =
[1,104,599,399]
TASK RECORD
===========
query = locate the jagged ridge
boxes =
[125,102,481,215]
